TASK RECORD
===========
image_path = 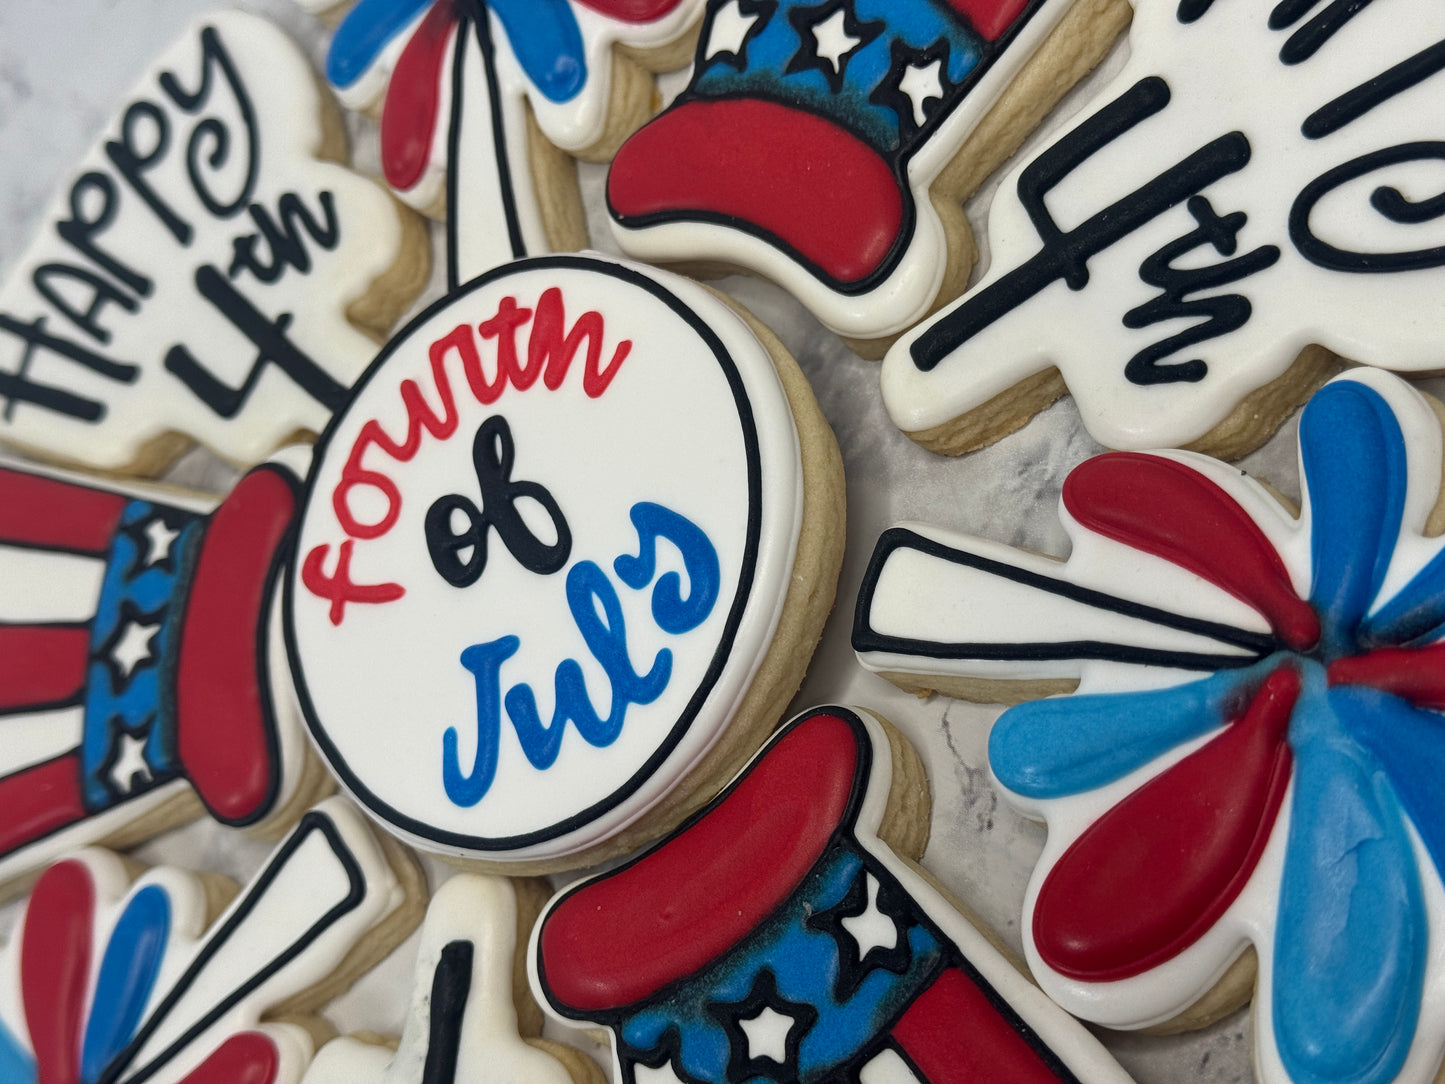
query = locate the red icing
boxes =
[0,755,86,857]
[177,1032,280,1084]
[0,626,89,711]
[940,0,1031,41]
[23,859,93,1084]
[1329,643,1445,708]
[1034,667,1299,982]
[0,468,126,554]
[538,711,857,1010]
[891,967,1063,1083]
[381,0,459,192]
[1064,453,1320,651]
[608,99,904,285]
[574,0,686,20]
[176,466,296,824]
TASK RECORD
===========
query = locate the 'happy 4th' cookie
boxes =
[855,370,1445,1083]
[0,12,428,477]
[285,253,844,872]
[0,796,424,1084]
[0,449,328,897]
[298,0,704,286]
[605,0,1130,353]
[530,705,1133,1083]
[883,0,1445,458]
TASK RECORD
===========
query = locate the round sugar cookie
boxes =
[285,252,843,872]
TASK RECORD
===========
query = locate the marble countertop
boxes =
[0,2,1306,1081]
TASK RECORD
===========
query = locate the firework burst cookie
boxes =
[297,0,704,282]
[884,0,1445,457]
[0,448,330,898]
[0,796,425,1084]
[855,369,1445,1082]
[285,252,844,873]
[530,704,1133,1083]
[304,874,603,1084]
[604,0,1130,353]
[0,11,428,477]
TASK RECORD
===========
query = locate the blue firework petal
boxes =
[1275,683,1424,1084]
[1360,540,1445,648]
[489,0,588,103]
[989,666,1264,799]
[80,884,171,1084]
[1334,685,1445,887]
[0,1020,35,1084]
[1300,381,1408,659]
[327,0,435,90]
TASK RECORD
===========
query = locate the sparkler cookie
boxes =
[855,370,1445,1083]
[0,11,428,476]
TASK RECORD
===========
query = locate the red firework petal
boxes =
[177,1032,280,1084]
[1064,453,1320,651]
[1329,642,1445,708]
[24,860,94,1084]
[382,0,461,192]
[573,0,687,19]
[1034,667,1299,982]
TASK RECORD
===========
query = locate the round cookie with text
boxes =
[286,253,842,871]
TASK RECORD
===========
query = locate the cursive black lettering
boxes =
[0,313,138,422]
[31,263,140,345]
[104,101,192,245]
[56,172,153,299]
[229,191,340,283]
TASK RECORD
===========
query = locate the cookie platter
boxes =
[3,2,1443,1082]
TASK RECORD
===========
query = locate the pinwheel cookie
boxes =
[0,448,328,898]
[0,797,424,1084]
[286,254,844,873]
[304,874,603,1084]
[884,0,1445,457]
[531,705,1132,1083]
[0,11,428,477]
[298,0,704,284]
[605,0,1130,352]
[855,369,1445,1083]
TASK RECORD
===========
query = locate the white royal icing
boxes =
[304,874,584,1084]
[0,11,417,474]
[287,253,803,864]
[883,0,1445,450]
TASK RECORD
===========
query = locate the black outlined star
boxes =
[121,508,192,575]
[807,863,912,1000]
[97,600,167,688]
[786,0,883,94]
[872,37,954,142]
[707,969,818,1083]
[625,1029,707,1084]
[701,0,776,70]
[97,714,158,799]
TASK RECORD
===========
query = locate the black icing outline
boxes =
[285,255,768,853]
[606,0,1056,297]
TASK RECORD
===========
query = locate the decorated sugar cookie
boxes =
[605,0,1129,350]
[0,797,424,1084]
[300,0,703,284]
[884,0,1445,457]
[530,705,1132,1083]
[0,449,327,896]
[285,253,844,871]
[0,11,428,476]
[856,369,1445,1083]
[304,874,602,1084]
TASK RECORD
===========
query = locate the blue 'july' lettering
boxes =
[442,501,720,807]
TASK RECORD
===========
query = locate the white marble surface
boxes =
[0,2,1317,1081]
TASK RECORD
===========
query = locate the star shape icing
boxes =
[107,728,154,796]
[706,0,762,62]
[810,9,859,75]
[110,618,160,679]
[141,516,181,568]
[841,872,898,960]
[897,57,945,127]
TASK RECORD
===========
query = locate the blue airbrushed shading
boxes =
[80,502,203,811]
[619,845,944,1083]
[988,377,1445,1084]
[693,0,982,153]
[81,885,172,1083]
[1276,676,1424,1084]
[989,664,1269,799]
[1301,381,1407,660]
[326,0,590,103]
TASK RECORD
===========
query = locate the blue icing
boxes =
[490,0,588,103]
[614,502,720,635]
[0,1021,34,1084]
[693,0,982,153]
[1300,382,1407,660]
[619,845,944,1083]
[81,885,171,1084]
[327,0,434,90]
[990,664,1269,799]
[1276,675,1425,1084]
[80,503,203,810]
[1360,544,1445,648]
